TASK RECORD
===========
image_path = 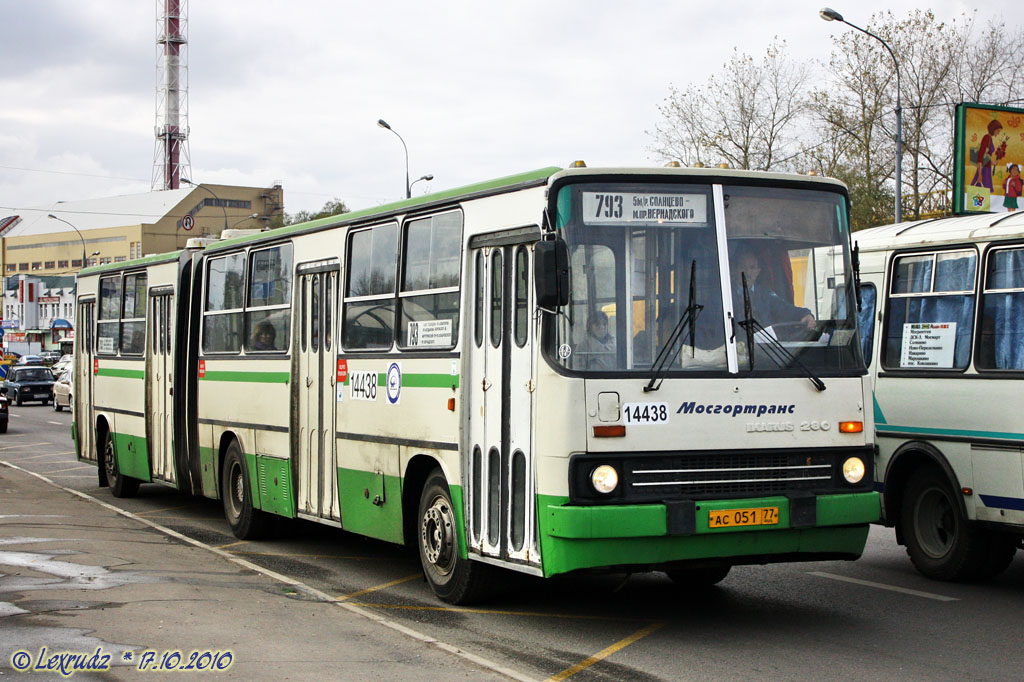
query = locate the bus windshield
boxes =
[550,181,862,375]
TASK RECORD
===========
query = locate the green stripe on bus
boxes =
[342,373,460,388]
[96,368,145,379]
[200,371,290,384]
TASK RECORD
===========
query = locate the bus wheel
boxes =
[221,441,268,540]
[418,470,491,604]
[900,467,989,580]
[665,565,731,587]
[103,431,139,498]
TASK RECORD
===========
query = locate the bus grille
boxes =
[628,453,831,498]
[567,447,873,504]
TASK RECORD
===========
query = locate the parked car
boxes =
[52,370,73,412]
[3,366,56,406]
[39,350,62,366]
[15,355,45,366]
[50,355,73,378]
[0,396,8,433]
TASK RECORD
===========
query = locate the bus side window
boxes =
[883,250,977,370]
[343,223,398,350]
[978,246,1024,370]
[399,211,462,350]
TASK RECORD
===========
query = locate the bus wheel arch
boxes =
[884,442,962,542]
[402,454,445,548]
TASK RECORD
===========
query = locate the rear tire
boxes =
[665,565,732,587]
[103,430,139,498]
[417,469,493,604]
[221,440,269,540]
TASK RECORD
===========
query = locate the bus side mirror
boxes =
[535,238,570,309]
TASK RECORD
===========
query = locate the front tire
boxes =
[221,440,269,540]
[417,469,492,604]
[53,398,62,412]
[103,430,139,498]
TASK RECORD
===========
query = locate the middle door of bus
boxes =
[467,243,538,567]
[146,291,176,484]
[295,265,341,523]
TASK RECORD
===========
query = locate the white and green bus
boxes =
[857,212,1024,580]
[73,165,878,603]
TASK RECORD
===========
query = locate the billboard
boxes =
[954,103,1024,214]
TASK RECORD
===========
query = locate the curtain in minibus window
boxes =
[979,247,1024,370]
[884,251,976,370]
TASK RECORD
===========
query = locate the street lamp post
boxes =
[377,119,412,199]
[820,7,903,223]
[47,214,87,271]
[180,178,229,231]
[409,174,434,195]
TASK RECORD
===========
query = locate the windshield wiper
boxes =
[737,310,827,393]
[644,260,703,392]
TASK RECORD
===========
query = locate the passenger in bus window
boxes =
[251,321,277,351]
[580,311,615,369]
[730,244,815,332]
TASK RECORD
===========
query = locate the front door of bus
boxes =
[147,292,175,484]
[296,267,340,522]
[75,299,96,463]
[467,244,538,566]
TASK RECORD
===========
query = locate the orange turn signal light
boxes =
[447,398,456,412]
[593,425,626,438]
[839,421,863,434]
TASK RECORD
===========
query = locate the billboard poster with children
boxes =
[954,103,1024,214]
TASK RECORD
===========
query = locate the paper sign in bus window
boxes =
[407,319,452,347]
[900,322,956,368]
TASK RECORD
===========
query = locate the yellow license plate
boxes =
[708,506,779,529]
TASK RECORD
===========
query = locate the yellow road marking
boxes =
[545,622,665,682]
[229,550,380,560]
[135,503,208,516]
[8,452,73,460]
[335,574,421,601]
[214,540,249,550]
[350,602,648,622]
[41,465,93,473]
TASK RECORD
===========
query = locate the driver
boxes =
[730,244,815,332]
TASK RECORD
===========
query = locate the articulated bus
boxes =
[73,165,879,603]
[856,212,1024,581]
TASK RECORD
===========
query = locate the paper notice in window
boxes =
[407,319,453,347]
[900,322,956,368]
[753,325,778,344]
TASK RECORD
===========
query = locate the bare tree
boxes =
[649,40,809,171]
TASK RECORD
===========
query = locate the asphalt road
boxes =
[4,404,1023,681]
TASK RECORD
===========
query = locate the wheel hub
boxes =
[421,499,454,571]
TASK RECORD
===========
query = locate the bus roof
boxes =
[853,211,1024,253]
[79,165,852,274]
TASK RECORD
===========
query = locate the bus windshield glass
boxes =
[551,181,862,375]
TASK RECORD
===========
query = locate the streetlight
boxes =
[229,213,259,229]
[409,174,434,195]
[820,7,903,223]
[377,118,412,199]
[180,177,229,231]
[47,214,87,271]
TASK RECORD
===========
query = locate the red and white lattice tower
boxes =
[152,0,191,190]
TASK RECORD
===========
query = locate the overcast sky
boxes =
[0,0,1003,221]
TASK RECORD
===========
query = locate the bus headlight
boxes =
[591,465,619,494]
[842,457,866,484]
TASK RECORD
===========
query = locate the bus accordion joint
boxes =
[593,425,626,438]
[839,421,863,433]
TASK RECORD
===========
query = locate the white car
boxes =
[50,355,73,378]
[52,370,73,412]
